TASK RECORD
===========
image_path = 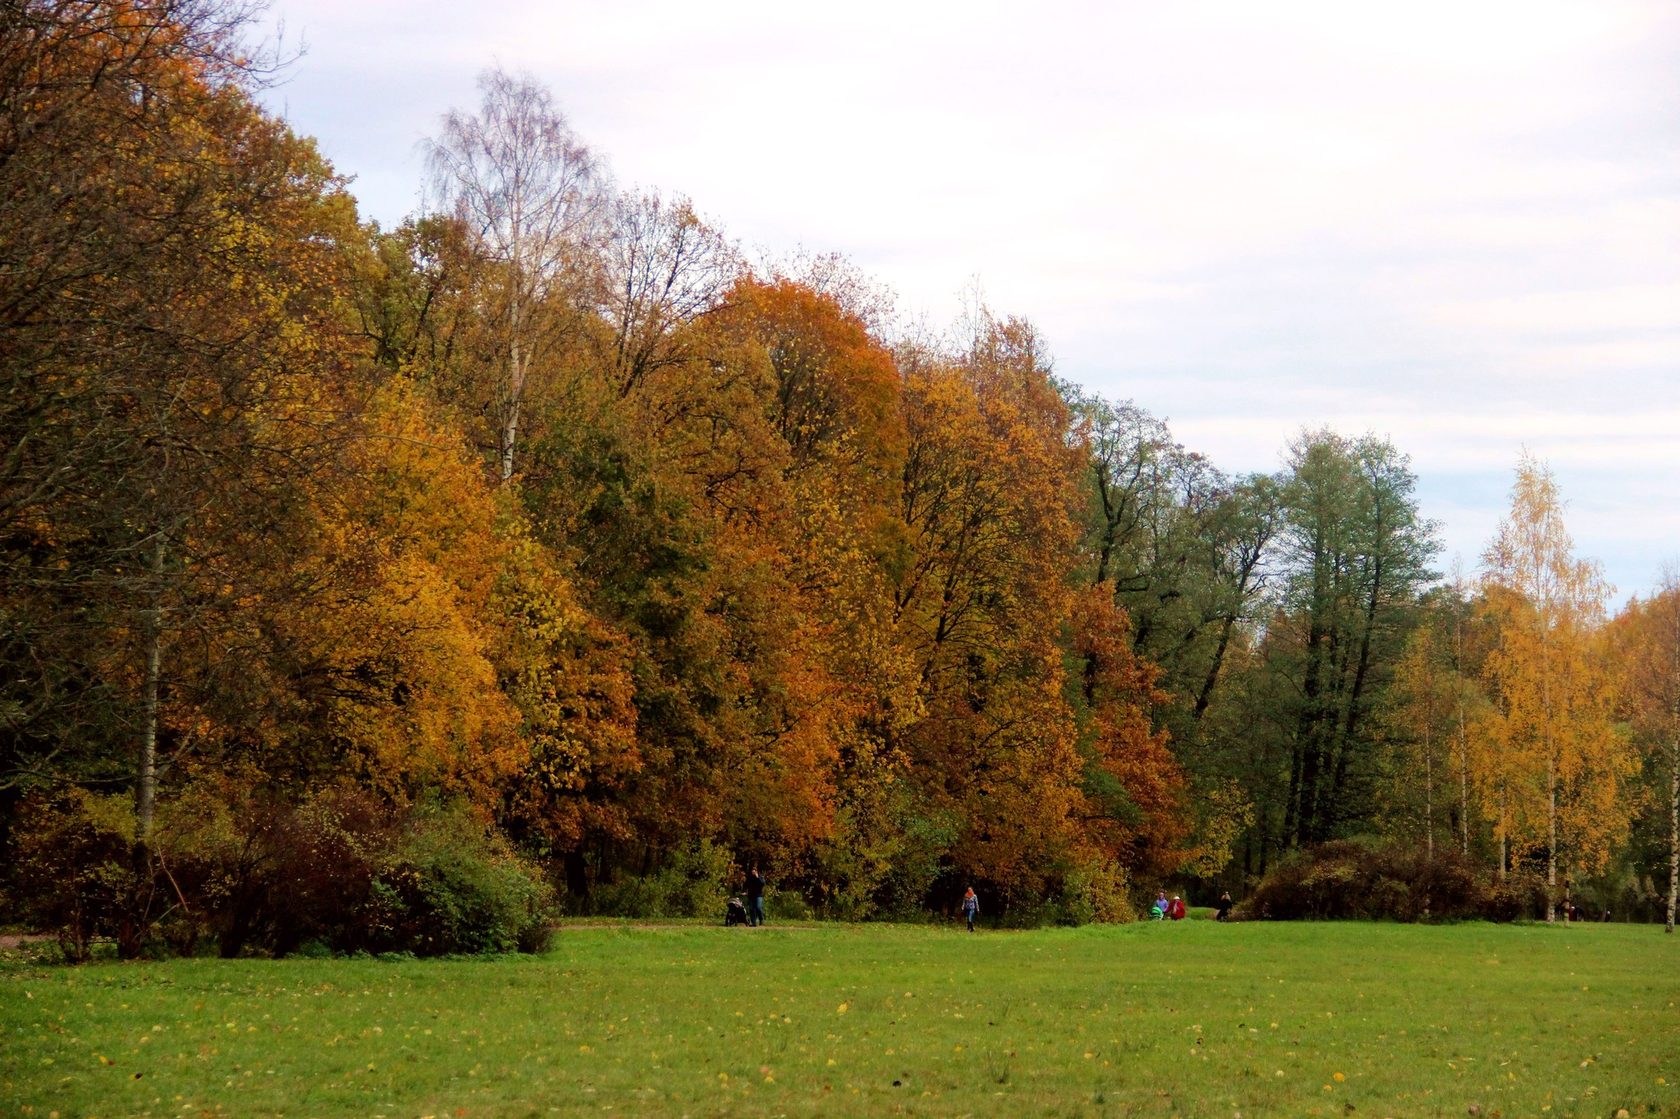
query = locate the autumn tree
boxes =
[1063,395,1281,877]
[0,0,376,862]
[1381,606,1465,859]
[888,314,1098,900]
[1068,584,1189,878]
[0,5,589,960]
[1479,453,1633,919]
[1611,567,1680,931]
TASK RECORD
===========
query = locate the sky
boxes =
[258,0,1680,602]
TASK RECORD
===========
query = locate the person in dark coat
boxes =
[745,865,766,927]
[1215,891,1233,921]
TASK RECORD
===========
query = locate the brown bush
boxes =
[1239,840,1524,922]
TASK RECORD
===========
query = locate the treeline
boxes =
[1,3,1675,955]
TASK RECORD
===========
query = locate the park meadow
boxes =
[4,919,1678,1119]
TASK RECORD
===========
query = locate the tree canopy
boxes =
[2,8,1670,944]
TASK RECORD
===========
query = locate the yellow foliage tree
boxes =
[1479,454,1634,919]
[1611,569,1680,932]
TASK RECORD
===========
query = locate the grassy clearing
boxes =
[2,919,1676,1118]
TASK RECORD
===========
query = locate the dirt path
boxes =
[0,933,52,950]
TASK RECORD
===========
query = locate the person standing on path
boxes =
[962,886,979,932]
[746,864,766,927]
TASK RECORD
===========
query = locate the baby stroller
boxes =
[725,896,749,927]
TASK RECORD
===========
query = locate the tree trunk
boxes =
[135,536,166,855]
[1546,756,1558,923]
[1192,612,1237,722]
[1283,735,1305,850]
[500,324,525,483]
[1424,722,1434,862]
[1291,619,1331,847]
[136,617,161,846]
[1667,734,1677,934]
[1455,607,1471,856]
[1458,705,1470,856]
[1498,778,1508,882]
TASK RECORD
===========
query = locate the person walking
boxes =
[961,886,979,933]
[1215,890,1233,922]
[745,864,766,927]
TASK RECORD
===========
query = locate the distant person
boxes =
[1168,895,1187,921]
[1153,890,1170,920]
[962,886,979,933]
[1215,891,1233,922]
[745,864,765,927]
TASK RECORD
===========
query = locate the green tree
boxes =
[1273,431,1439,849]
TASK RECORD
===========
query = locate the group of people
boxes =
[960,885,1235,930]
[1152,891,1188,920]
[732,868,1235,930]
[1152,889,1236,921]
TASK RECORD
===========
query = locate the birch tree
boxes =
[1387,621,1451,859]
[427,68,606,482]
[1480,453,1633,921]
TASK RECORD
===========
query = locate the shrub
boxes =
[362,804,554,956]
[1050,856,1136,925]
[6,783,555,958]
[148,779,392,958]
[768,890,813,922]
[1240,840,1514,922]
[10,791,141,962]
[1482,870,1549,923]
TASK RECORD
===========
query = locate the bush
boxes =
[146,779,393,958]
[1049,857,1136,926]
[360,804,554,956]
[1482,870,1549,923]
[6,781,557,959]
[768,890,812,922]
[1240,840,1515,922]
[11,791,142,962]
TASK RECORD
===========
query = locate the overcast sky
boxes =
[260,0,1680,602]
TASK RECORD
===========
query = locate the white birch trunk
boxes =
[135,538,165,853]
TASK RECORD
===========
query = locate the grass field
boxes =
[2,919,1677,1118]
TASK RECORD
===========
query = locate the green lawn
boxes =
[3,920,1676,1118]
